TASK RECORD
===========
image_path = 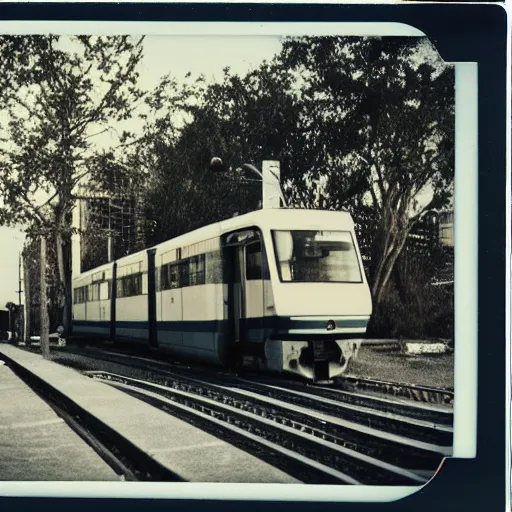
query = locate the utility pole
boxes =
[23,251,31,344]
[108,197,114,262]
[40,235,50,358]
[15,253,23,343]
[16,253,22,306]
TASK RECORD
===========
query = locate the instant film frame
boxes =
[0,2,507,512]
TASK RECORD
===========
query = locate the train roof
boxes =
[76,208,354,278]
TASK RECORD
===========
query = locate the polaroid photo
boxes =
[0,3,506,511]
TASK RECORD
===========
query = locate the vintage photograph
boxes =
[0,31,456,487]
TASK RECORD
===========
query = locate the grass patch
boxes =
[347,345,454,389]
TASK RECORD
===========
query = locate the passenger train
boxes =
[72,209,372,382]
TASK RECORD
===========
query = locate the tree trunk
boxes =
[374,233,408,305]
[40,236,50,359]
[55,218,73,337]
[64,238,73,336]
[56,229,66,330]
[370,208,410,306]
[23,256,31,344]
[393,249,408,304]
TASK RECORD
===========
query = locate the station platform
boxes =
[0,345,298,483]
[0,356,119,481]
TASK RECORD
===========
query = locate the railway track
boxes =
[238,377,453,427]
[338,376,454,406]
[53,349,453,447]
[44,346,452,485]
[52,343,454,414]
[87,370,428,485]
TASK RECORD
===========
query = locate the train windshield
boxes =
[271,230,362,283]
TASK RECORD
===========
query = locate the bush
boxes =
[368,282,454,341]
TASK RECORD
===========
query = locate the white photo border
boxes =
[0,20,477,503]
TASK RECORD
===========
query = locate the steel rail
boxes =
[62,348,452,446]
[339,376,454,405]
[85,346,453,424]
[93,372,428,486]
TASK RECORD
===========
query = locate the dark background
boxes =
[0,2,507,512]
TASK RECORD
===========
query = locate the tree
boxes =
[275,36,455,305]
[22,232,62,355]
[116,72,247,245]
[0,36,145,348]
[91,34,454,339]
[140,36,454,310]
[39,236,50,358]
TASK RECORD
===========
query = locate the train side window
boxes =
[246,242,262,280]
[189,254,206,286]
[124,277,131,297]
[123,278,130,297]
[189,258,197,286]
[199,255,206,284]
[160,265,169,291]
[161,263,181,290]
[181,259,190,288]
[89,283,100,301]
[170,264,181,289]
[76,285,89,303]
[121,276,137,298]
[130,274,142,296]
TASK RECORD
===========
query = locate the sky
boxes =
[0,35,283,308]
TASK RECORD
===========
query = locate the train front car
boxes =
[237,209,372,382]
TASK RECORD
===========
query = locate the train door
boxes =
[156,253,183,348]
[227,230,265,363]
[244,240,265,343]
[161,259,183,347]
[168,261,183,346]
[233,245,245,344]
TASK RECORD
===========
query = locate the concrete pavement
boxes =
[0,345,299,483]
[0,359,119,481]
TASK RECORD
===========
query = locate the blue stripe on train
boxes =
[73,320,226,332]
[72,317,368,334]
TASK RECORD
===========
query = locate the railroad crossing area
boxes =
[0,345,297,483]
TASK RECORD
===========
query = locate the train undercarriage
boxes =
[241,338,363,382]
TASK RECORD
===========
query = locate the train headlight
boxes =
[326,320,336,331]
